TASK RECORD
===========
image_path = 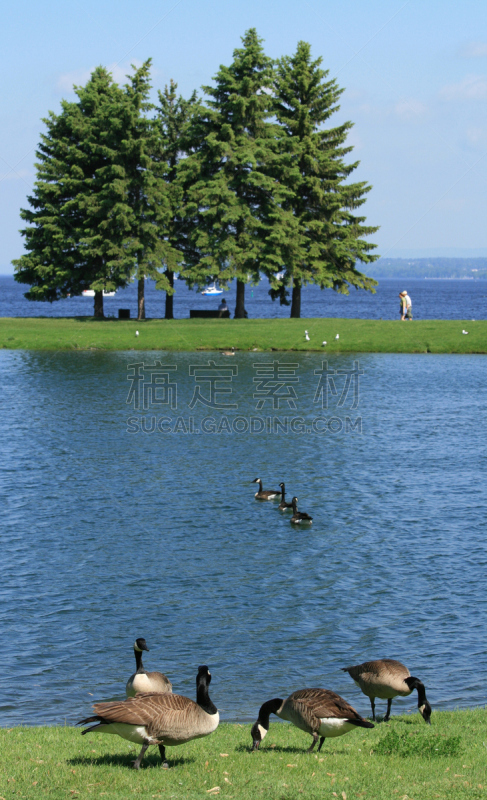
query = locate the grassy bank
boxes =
[1,710,486,799]
[0,317,486,353]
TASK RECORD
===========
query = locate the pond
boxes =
[0,350,485,725]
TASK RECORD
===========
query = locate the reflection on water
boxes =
[0,350,485,725]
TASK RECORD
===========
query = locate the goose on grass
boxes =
[126,638,172,697]
[78,665,219,769]
[341,658,432,723]
[251,688,374,752]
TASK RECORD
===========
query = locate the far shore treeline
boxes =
[13,29,379,321]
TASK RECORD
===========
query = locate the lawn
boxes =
[0,317,486,353]
[1,709,486,799]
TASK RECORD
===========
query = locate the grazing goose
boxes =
[290,497,313,524]
[253,478,280,500]
[251,688,374,753]
[341,659,432,724]
[278,482,293,512]
[126,638,172,697]
[78,665,219,770]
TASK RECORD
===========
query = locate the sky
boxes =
[2,0,487,273]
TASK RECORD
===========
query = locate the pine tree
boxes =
[155,80,198,319]
[180,29,295,318]
[13,68,136,318]
[273,41,379,318]
[121,61,180,320]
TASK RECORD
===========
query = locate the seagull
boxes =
[305,330,310,341]
[322,341,327,346]
[335,334,339,340]
[135,331,139,337]
[462,330,468,335]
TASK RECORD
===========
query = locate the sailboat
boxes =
[201,284,223,296]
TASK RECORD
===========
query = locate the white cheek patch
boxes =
[258,724,267,740]
[134,643,142,651]
[419,704,425,714]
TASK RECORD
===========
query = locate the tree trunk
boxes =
[165,271,174,319]
[290,280,301,318]
[138,277,145,320]
[94,290,104,319]
[234,280,247,319]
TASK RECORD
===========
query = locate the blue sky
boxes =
[2,0,487,273]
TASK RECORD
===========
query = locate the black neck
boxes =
[291,499,298,512]
[281,488,286,500]
[135,649,145,673]
[405,676,426,705]
[257,698,284,729]
[197,679,218,715]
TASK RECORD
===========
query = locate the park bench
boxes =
[189,309,230,319]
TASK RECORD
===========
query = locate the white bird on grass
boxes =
[305,330,310,341]
[135,330,139,337]
[335,334,339,340]
[462,330,468,335]
[322,341,327,346]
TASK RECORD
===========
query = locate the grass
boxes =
[1,709,486,799]
[0,317,486,353]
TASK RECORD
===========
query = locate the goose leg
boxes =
[317,736,326,752]
[370,697,376,721]
[132,743,149,770]
[306,732,319,753]
[159,744,169,768]
[384,699,392,722]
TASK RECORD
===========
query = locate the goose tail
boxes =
[348,718,374,729]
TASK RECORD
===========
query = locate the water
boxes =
[1,275,486,320]
[0,349,486,726]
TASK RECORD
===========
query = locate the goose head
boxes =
[134,638,149,652]
[251,720,268,750]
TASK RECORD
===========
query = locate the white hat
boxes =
[402,290,407,294]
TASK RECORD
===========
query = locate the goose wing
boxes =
[343,659,410,683]
[290,688,363,720]
[91,692,188,726]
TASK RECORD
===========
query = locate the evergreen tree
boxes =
[273,41,379,318]
[13,68,136,318]
[155,80,198,319]
[180,29,295,318]
[121,61,180,320]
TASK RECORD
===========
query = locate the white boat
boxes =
[82,289,116,297]
[201,284,223,296]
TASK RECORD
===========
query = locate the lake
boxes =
[1,275,486,320]
[0,349,485,726]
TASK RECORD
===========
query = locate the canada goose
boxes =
[341,659,432,724]
[221,347,235,355]
[78,665,219,770]
[251,688,374,753]
[252,478,280,500]
[126,638,172,697]
[290,497,313,524]
[278,482,293,511]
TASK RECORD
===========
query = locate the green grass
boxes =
[0,317,486,353]
[1,709,486,799]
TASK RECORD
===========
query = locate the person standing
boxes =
[403,291,413,320]
[399,291,406,320]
